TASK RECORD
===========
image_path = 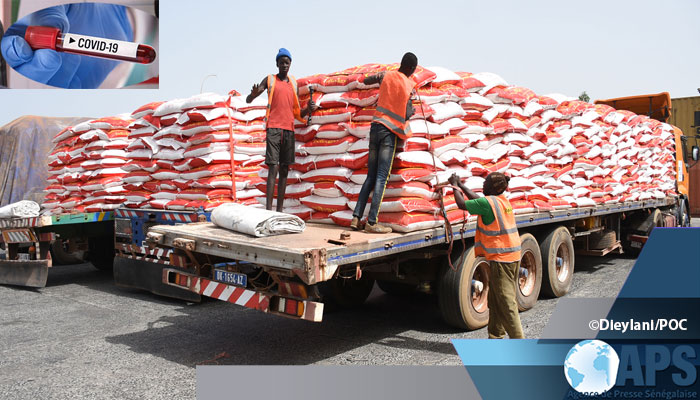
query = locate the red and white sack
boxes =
[301,167,353,182]
[311,182,342,198]
[408,120,449,138]
[377,208,465,233]
[394,151,447,170]
[257,168,304,184]
[254,182,314,199]
[398,137,431,152]
[174,152,250,170]
[429,102,466,123]
[190,176,248,190]
[348,197,436,213]
[329,210,357,227]
[431,135,468,156]
[300,195,349,213]
[426,66,461,85]
[300,136,357,155]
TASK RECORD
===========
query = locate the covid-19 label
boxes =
[62,33,138,59]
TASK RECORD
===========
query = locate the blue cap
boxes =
[276,48,292,62]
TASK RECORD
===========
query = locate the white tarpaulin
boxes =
[211,203,305,237]
[0,200,40,218]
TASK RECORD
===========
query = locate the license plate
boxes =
[213,269,247,287]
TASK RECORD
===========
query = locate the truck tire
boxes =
[377,280,417,296]
[539,226,574,298]
[678,200,690,227]
[622,209,663,257]
[88,236,114,271]
[438,243,490,330]
[517,233,542,312]
[588,229,617,250]
[49,240,87,265]
[319,276,375,308]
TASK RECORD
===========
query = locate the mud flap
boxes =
[0,260,49,288]
[113,256,201,302]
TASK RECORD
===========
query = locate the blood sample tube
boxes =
[24,26,156,64]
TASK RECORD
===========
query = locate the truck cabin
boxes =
[595,92,699,168]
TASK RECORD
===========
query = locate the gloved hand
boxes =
[1,4,133,88]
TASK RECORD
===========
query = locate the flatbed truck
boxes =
[128,94,697,330]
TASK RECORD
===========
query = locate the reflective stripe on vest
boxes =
[474,195,521,262]
[372,115,406,136]
[476,196,520,236]
[375,106,405,124]
[474,242,522,254]
[265,74,302,123]
[372,70,414,139]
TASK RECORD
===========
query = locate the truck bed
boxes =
[145,197,674,282]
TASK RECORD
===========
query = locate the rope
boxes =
[225,92,238,202]
[415,89,459,271]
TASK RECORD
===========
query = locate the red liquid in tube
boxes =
[24,26,156,64]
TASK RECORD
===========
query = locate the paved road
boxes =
[0,247,644,399]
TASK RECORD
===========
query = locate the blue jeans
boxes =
[352,123,397,225]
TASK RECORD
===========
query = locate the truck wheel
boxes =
[517,233,542,312]
[88,236,114,271]
[49,240,86,265]
[319,276,375,308]
[588,229,617,250]
[377,280,417,296]
[678,200,690,227]
[622,209,663,257]
[438,243,490,330]
[539,226,575,298]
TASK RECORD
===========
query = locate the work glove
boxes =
[1,4,133,88]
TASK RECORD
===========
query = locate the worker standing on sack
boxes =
[350,52,418,233]
[247,48,317,212]
[448,172,524,339]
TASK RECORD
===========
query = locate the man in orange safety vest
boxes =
[246,48,317,212]
[350,52,418,233]
[449,172,524,339]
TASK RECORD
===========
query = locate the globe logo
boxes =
[564,340,620,394]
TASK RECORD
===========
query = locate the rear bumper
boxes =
[0,259,49,288]
[162,268,324,322]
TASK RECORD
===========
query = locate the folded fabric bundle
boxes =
[211,203,305,237]
[0,200,40,218]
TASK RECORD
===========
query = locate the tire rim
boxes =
[519,250,536,296]
[556,243,571,282]
[471,260,490,314]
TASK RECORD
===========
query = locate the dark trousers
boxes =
[352,123,397,225]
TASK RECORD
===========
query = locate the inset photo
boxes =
[0,2,158,89]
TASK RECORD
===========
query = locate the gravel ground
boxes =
[0,243,649,400]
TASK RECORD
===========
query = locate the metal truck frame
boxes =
[136,195,682,329]
[0,211,115,287]
[112,208,210,302]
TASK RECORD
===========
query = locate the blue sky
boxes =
[1,0,699,126]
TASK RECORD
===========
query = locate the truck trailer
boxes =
[129,94,696,330]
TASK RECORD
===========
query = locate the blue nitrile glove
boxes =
[1,4,133,88]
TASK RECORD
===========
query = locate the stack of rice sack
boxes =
[43,117,132,215]
[121,93,268,212]
[288,64,465,231]
[40,65,678,229]
[287,64,677,232]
